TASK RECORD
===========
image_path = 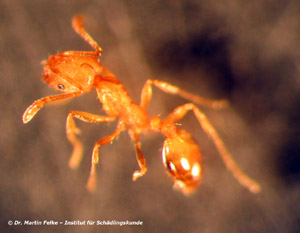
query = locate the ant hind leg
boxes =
[164,103,261,193]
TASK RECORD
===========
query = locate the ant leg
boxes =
[23,92,82,123]
[86,122,126,192]
[66,111,116,169]
[164,103,261,193]
[72,15,102,53]
[140,79,228,110]
[128,130,147,181]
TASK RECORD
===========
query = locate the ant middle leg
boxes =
[66,111,116,169]
[164,103,261,193]
[86,121,126,192]
[128,130,147,181]
[140,79,229,110]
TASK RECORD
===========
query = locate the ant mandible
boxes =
[23,15,261,195]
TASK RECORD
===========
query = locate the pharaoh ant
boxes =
[22,15,261,194]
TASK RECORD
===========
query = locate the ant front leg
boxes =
[140,79,229,110]
[23,92,83,123]
[86,121,126,192]
[66,111,116,169]
[165,103,261,193]
[128,130,147,181]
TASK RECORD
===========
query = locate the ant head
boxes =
[162,129,202,195]
[42,53,100,93]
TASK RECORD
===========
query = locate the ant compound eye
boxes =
[57,84,65,90]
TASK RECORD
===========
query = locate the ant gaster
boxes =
[23,15,261,194]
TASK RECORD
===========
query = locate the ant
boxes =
[23,15,261,195]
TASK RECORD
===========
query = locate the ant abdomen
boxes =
[162,129,202,194]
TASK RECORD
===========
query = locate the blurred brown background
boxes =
[1,0,300,232]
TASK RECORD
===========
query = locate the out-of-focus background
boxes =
[1,0,300,232]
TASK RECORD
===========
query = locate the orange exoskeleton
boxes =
[23,15,261,195]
